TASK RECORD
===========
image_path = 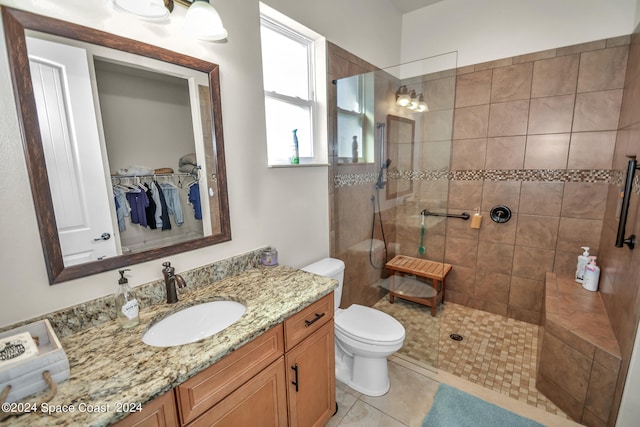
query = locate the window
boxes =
[336,74,374,164]
[337,75,364,162]
[260,7,326,166]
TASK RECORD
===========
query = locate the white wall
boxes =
[0,0,401,327]
[401,0,637,68]
[263,0,402,68]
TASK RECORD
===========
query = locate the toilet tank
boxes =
[301,258,344,310]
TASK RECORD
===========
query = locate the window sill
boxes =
[268,162,329,168]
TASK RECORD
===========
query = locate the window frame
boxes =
[260,9,327,167]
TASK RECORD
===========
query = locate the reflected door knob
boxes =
[94,232,111,241]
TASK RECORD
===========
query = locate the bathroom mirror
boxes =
[2,6,231,284]
[386,114,414,199]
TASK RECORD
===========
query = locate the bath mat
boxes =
[422,384,545,427]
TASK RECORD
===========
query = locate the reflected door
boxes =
[28,37,117,265]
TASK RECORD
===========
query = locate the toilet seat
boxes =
[335,304,405,346]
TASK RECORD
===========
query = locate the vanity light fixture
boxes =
[395,86,428,113]
[182,0,228,41]
[111,0,227,41]
[111,0,171,21]
[395,85,411,107]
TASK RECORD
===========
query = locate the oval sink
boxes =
[142,301,246,347]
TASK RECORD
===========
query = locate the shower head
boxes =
[375,159,392,189]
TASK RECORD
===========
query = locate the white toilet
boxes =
[302,258,405,396]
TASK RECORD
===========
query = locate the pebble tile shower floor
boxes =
[372,295,567,417]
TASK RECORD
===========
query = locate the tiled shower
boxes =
[327,30,640,426]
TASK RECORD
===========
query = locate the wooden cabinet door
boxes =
[112,390,179,427]
[187,357,288,427]
[285,321,335,427]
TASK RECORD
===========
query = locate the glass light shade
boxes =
[396,85,410,107]
[409,90,419,110]
[417,94,428,112]
[184,0,228,41]
[112,0,170,21]
[397,94,410,107]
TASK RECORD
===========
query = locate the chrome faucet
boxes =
[162,261,187,304]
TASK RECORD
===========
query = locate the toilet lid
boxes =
[335,305,405,344]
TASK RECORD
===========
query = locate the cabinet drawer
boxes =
[284,292,333,352]
[112,389,179,427]
[176,324,284,425]
[188,357,287,427]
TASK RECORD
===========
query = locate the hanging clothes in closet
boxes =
[188,182,202,220]
[158,181,184,226]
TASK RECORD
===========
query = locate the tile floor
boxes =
[326,295,581,426]
[328,357,580,427]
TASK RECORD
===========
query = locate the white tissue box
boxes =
[0,319,70,403]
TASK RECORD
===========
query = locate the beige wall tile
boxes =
[561,182,608,219]
[474,268,511,303]
[447,264,476,294]
[422,109,454,142]
[491,63,533,102]
[567,131,616,169]
[556,218,603,252]
[488,100,530,136]
[509,276,544,311]
[531,54,579,97]
[572,89,623,131]
[538,332,592,403]
[451,138,487,170]
[453,104,490,139]
[485,136,526,169]
[515,215,560,249]
[455,70,492,108]
[519,182,564,216]
[577,45,628,92]
[512,246,556,281]
[478,211,518,244]
[524,134,570,169]
[481,181,521,213]
[445,236,478,267]
[585,361,618,421]
[476,241,514,275]
[448,180,483,210]
[527,94,575,134]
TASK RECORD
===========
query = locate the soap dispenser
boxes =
[575,246,590,284]
[583,257,600,292]
[114,269,139,329]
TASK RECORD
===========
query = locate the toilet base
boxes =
[335,347,391,396]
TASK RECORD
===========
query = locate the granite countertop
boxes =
[1,265,336,426]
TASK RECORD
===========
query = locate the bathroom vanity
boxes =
[0,266,336,427]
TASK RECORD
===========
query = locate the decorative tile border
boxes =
[335,169,640,194]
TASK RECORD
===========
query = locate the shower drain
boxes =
[449,333,463,341]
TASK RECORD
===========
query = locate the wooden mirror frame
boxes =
[2,6,231,284]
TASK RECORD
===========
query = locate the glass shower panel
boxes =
[333,52,457,371]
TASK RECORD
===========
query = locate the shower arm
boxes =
[421,209,470,220]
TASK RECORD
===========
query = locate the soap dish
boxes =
[0,319,70,403]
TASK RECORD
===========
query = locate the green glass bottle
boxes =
[291,129,299,165]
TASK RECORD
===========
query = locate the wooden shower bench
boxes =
[385,255,452,316]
